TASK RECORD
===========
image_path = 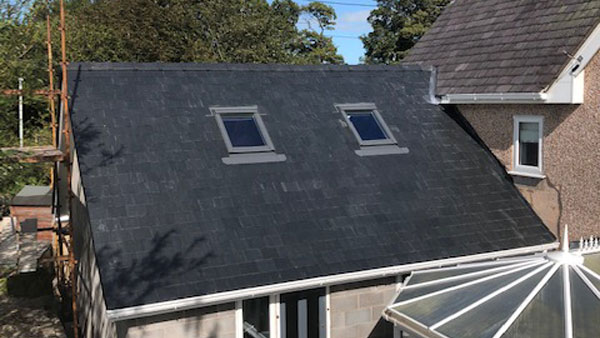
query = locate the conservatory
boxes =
[384,231,600,338]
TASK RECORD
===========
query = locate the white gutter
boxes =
[439,92,547,104]
[106,241,557,322]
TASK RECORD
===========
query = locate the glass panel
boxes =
[280,289,326,338]
[243,297,270,338]
[583,253,600,274]
[407,261,526,285]
[395,264,528,304]
[223,115,266,147]
[393,264,540,327]
[579,269,600,297]
[518,122,539,167]
[571,267,600,338]
[501,266,564,338]
[348,111,388,141]
[437,264,550,338]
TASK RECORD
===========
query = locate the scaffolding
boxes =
[1,1,78,337]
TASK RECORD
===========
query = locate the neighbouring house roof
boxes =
[384,234,600,338]
[404,0,600,95]
[67,62,554,311]
[10,185,52,206]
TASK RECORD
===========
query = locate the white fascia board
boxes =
[545,23,600,104]
[106,242,557,322]
[545,70,585,104]
[439,92,547,104]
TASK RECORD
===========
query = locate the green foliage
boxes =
[0,0,343,213]
[361,0,451,64]
[64,0,343,64]
[0,1,51,215]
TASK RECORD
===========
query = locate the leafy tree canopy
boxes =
[0,0,343,213]
[361,0,450,64]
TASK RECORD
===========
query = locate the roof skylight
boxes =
[210,106,286,165]
[335,103,408,157]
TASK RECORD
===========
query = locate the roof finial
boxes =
[562,224,569,252]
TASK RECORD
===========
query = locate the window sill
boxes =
[355,145,409,157]
[507,170,546,179]
[222,152,286,165]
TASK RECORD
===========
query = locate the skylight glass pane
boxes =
[571,267,600,338]
[223,115,266,147]
[348,111,388,141]
[518,122,539,166]
[501,267,564,338]
[437,264,549,338]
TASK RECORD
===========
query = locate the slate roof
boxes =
[404,0,600,95]
[11,185,52,206]
[68,63,555,310]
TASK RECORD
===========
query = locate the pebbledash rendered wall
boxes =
[107,278,397,338]
[457,51,600,239]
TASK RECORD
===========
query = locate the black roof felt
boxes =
[68,63,555,310]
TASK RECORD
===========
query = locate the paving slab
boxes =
[0,218,17,268]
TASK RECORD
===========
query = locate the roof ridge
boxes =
[67,62,431,72]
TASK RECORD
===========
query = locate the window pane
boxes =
[280,289,326,338]
[348,111,388,141]
[243,297,270,338]
[519,122,539,166]
[223,115,266,147]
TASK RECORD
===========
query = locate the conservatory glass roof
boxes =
[384,233,600,338]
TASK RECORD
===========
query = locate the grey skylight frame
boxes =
[335,103,398,146]
[210,106,286,165]
[335,103,408,157]
[211,105,276,153]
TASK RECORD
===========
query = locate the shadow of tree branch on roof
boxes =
[96,228,213,310]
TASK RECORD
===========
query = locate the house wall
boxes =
[330,278,397,338]
[9,205,53,241]
[457,50,600,239]
[115,304,237,338]
[112,278,398,338]
[71,150,117,338]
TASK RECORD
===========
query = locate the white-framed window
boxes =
[210,106,286,165]
[512,115,544,177]
[236,288,329,338]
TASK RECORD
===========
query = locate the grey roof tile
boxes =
[405,0,600,94]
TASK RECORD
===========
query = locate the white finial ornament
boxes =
[562,224,569,252]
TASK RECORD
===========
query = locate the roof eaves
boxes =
[439,92,548,104]
[105,241,557,322]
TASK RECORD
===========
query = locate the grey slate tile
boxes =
[68,63,555,310]
[404,0,600,94]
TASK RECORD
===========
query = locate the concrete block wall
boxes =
[329,278,397,338]
[116,304,236,338]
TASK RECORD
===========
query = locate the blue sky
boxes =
[295,0,378,64]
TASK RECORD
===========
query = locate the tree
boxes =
[361,0,451,64]
[64,0,343,64]
[0,0,344,213]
